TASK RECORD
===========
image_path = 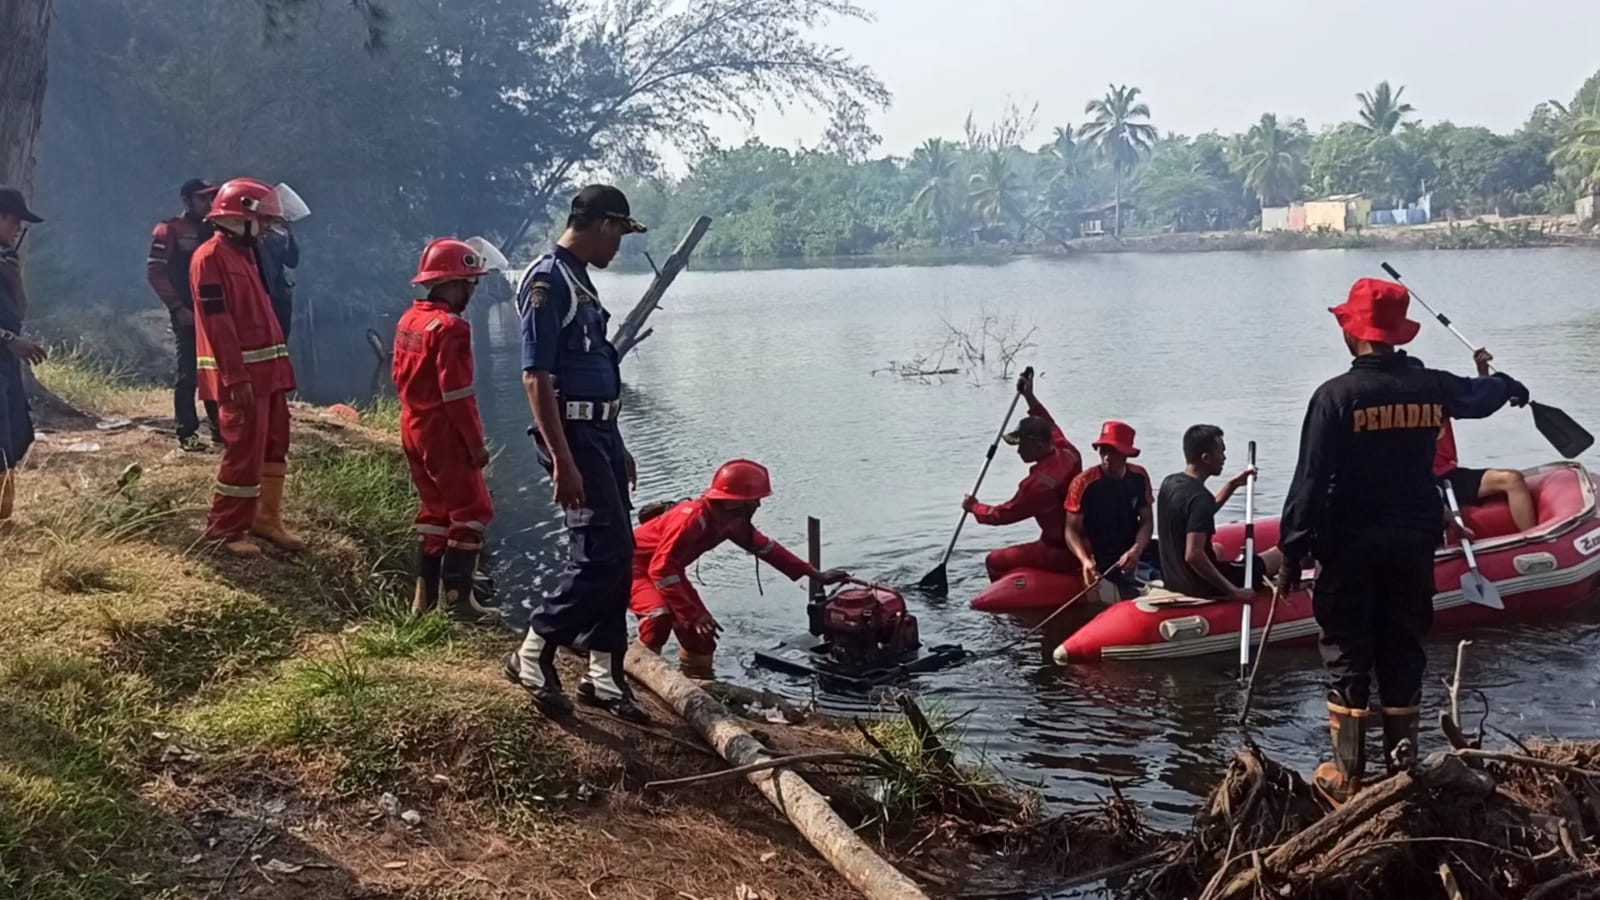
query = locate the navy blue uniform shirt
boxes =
[1279,351,1516,561]
[516,245,621,401]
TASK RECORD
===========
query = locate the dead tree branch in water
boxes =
[936,301,1038,382]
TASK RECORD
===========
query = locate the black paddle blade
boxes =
[1532,401,1594,459]
[917,564,948,595]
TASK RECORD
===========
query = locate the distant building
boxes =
[1067,201,1125,238]
[1260,205,1291,232]
[1578,191,1599,225]
[1303,194,1372,233]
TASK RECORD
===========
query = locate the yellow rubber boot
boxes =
[251,466,305,551]
[0,470,16,532]
[1313,696,1369,806]
[220,535,265,558]
[679,649,716,682]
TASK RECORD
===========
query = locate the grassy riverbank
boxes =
[3,359,1139,900]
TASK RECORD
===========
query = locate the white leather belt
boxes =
[563,400,621,421]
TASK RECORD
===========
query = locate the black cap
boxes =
[180,178,218,199]
[1002,416,1053,446]
[0,186,42,224]
[570,184,647,233]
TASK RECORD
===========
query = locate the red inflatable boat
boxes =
[972,462,1600,663]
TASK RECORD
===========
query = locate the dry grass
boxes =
[32,349,167,419]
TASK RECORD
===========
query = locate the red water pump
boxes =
[817,583,922,668]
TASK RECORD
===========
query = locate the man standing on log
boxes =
[0,187,48,530]
[190,178,303,559]
[1276,278,1528,805]
[148,179,224,451]
[509,185,650,723]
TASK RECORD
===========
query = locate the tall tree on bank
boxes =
[501,0,890,250]
[1081,84,1157,236]
[0,0,53,193]
[1357,81,1416,135]
[1236,113,1306,208]
[909,138,960,236]
[968,150,1023,231]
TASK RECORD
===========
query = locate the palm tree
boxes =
[968,149,1022,230]
[909,138,959,235]
[1080,84,1158,236]
[1356,81,1415,135]
[1549,98,1600,193]
[1235,113,1305,208]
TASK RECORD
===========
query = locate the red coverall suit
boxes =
[971,398,1083,581]
[392,301,493,556]
[632,498,812,662]
[190,232,296,541]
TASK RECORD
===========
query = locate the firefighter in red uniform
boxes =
[189,178,301,558]
[393,237,501,624]
[148,178,223,450]
[632,459,851,678]
[963,371,1084,581]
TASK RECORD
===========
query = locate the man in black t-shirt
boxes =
[1157,424,1282,601]
[1065,421,1154,599]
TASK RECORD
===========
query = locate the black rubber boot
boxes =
[1381,704,1422,775]
[442,548,501,626]
[1314,692,1369,806]
[503,649,573,718]
[410,549,443,616]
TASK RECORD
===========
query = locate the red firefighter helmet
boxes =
[207,178,283,221]
[412,237,489,285]
[704,459,772,501]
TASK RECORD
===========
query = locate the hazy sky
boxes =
[701,0,1600,158]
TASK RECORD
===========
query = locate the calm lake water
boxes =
[297,248,1600,830]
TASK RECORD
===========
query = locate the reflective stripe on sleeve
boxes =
[441,385,475,402]
[241,344,290,364]
[655,575,682,589]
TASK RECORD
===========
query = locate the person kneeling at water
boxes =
[632,459,851,679]
[963,370,1084,581]
[1065,421,1155,599]
[1435,347,1537,532]
[1157,424,1282,602]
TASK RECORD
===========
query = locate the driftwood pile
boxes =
[1140,740,1600,900]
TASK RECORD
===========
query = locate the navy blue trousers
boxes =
[0,360,32,471]
[528,420,633,653]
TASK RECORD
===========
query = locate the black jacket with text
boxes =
[1279,351,1521,562]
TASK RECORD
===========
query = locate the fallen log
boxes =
[624,644,930,900]
[613,215,711,361]
[1210,753,1496,900]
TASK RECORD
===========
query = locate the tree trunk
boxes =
[612,216,711,362]
[624,646,931,900]
[1113,166,1123,238]
[0,0,52,193]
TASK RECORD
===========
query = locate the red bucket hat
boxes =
[1091,421,1140,458]
[1329,278,1421,345]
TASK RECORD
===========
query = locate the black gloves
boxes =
[1494,372,1531,408]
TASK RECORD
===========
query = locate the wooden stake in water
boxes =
[1238,440,1257,680]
